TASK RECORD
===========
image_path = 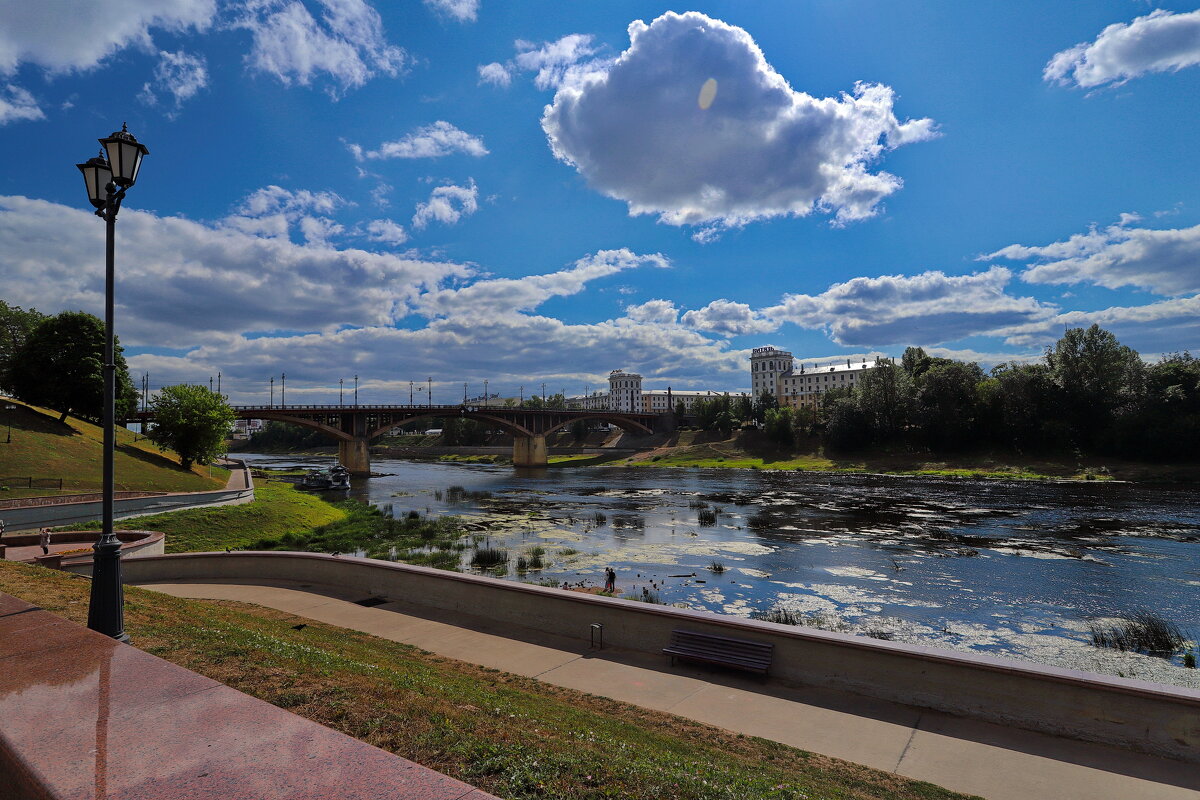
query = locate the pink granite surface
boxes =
[0,592,499,800]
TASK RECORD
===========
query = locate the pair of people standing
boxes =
[603,567,616,593]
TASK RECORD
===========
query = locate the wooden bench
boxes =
[663,629,774,675]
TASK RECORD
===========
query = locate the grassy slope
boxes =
[0,399,228,495]
[0,562,976,800]
[74,481,347,553]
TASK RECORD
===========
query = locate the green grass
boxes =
[0,562,977,800]
[71,482,346,553]
[250,501,467,563]
[0,399,227,493]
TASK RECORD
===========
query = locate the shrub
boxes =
[1089,611,1187,657]
[697,508,718,526]
[470,547,508,569]
[707,560,725,573]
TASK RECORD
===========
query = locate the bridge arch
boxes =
[249,411,353,442]
[541,412,653,438]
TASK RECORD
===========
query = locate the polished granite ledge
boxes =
[0,592,498,800]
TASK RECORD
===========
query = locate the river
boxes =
[239,453,1200,687]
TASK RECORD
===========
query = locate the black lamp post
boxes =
[76,123,148,643]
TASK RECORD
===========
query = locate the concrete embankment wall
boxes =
[122,551,1200,765]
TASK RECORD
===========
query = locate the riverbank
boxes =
[0,560,974,800]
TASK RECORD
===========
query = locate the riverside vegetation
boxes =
[0,561,977,800]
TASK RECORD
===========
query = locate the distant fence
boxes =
[0,491,165,510]
[0,477,63,490]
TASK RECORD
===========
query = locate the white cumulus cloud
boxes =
[983,218,1200,296]
[514,34,600,90]
[538,12,937,235]
[424,0,479,23]
[765,267,1055,347]
[622,299,678,325]
[349,120,488,160]
[417,249,668,318]
[682,300,777,336]
[0,84,44,125]
[363,218,409,246]
[1045,9,1200,89]
[0,0,216,74]
[412,181,478,229]
[0,194,471,348]
[477,61,512,87]
[237,0,406,96]
[139,49,208,108]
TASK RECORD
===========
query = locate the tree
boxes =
[754,389,778,423]
[764,407,795,447]
[732,393,754,423]
[855,362,916,442]
[1045,324,1144,442]
[916,361,985,450]
[0,300,46,393]
[8,311,137,422]
[147,384,235,469]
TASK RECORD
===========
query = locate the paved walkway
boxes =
[137,579,1200,800]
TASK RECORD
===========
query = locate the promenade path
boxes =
[0,460,251,533]
[138,578,1200,800]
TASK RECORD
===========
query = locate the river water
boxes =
[240,454,1200,687]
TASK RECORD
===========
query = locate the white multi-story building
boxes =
[751,346,882,410]
[565,370,727,414]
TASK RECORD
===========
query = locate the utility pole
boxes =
[484,380,488,408]
[354,374,359,407]
[217,372,221,396]
[409,380,413,406]
[270,377,274,408]
[209,376,213,392]
[427,376,432,407]
[281,373,286,407]
[520,385,524,404]
[463,382,468,404]
[339,377,344,405]
[541,383,546,403]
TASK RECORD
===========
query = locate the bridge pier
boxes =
[512,434,547,467]
[338,438,371,476]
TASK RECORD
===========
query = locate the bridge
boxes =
[128,404,659,474]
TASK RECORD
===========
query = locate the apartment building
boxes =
[751,346,880,410]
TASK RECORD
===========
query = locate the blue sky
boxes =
[2,1,1199,403]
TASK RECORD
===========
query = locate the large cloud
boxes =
[983,218,1200,296]
[539,12,936,235]
[682,300,777,336]
[236,0,406,95]
[1045,9,1200,89]
[765,267,1055,347]
[1000,295,1200,355]
[416,249,668,318]
[0,0,215,74]
[0,195,469,348]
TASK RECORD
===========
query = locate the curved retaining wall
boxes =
[122,551,1200,764]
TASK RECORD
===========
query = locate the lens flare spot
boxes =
[698,78,718,110]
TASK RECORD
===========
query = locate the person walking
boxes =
[603,567,616,593]
[39,527,50,555]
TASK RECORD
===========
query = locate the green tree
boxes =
[1045,325,1144,442]
[855,361,916,442]
[986,362,1066,450]
[147,384,235,469]
[764,407,795,447]
[732,393,754,423]
[754,389,779,423]
[916,361,985,450]
[8,310,138,422]
[0,300,46,393]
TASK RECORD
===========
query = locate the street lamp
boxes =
[76,123,149,643]
[4,403,15,443]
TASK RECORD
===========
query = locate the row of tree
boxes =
[693,325,1200,460]
[2,303,234,468]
